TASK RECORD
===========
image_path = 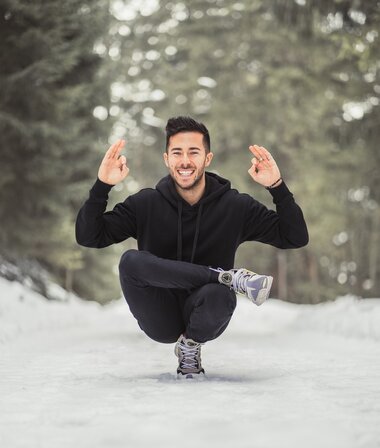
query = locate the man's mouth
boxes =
[177,169,195,178]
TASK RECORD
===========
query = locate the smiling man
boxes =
[76,116,309,379]
[163,130,213,205]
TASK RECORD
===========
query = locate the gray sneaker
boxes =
[175,334,205,379]
[216,268,273,306]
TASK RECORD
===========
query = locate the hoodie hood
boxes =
[156,172,231,262]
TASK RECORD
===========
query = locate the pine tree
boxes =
[0,0,121,300]
[110,0,379,302]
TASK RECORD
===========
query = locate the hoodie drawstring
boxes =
[176,201,204,263]
[190,204,203,263]
[177,201,183,261]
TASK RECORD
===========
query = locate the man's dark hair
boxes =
[165,116,211,153]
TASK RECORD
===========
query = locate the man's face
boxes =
[163,132,213,191]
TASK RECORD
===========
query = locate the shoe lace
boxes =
[231,268,251,295]
[179,342,201,370]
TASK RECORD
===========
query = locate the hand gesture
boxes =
[248,145,282,188]
[98,139,129,186]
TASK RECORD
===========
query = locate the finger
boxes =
[107,139,124,160]
[103,141,119,160]
[251,157,259,167]
[249,145,260,156]
[118,155,127,166]
[248,165,259,178]
[260,147,276,167]
[103,141,120,161]
[249,145,261,161]
[259,146,272,161]
[250,157,260,174]
[248,166,256,177]
[121,163,129,178]
[250,145,267,168]
[258,146,273,167]
[255,146,268,162]
[110,139,125,159]
[261,151,278,173]
[254,145,272,169]
[250,145,266,161]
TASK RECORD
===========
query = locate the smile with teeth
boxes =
[177,169,195,177]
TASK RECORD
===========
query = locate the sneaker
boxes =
[215,268,273,306]
[175,334,205,379]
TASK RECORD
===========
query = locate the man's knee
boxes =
[140,325,181,344]
[200,283,237,312]
[119,249,141,277]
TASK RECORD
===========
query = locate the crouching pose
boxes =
[76,116,308,379]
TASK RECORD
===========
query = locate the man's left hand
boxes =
[248,145,282,188]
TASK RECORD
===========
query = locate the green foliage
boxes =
[107,0,379,302]
[0,0,115,299]
[1,0,379,303]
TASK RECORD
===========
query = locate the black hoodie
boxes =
[75,172,308,269]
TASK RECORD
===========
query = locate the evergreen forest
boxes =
[0,0,379,304]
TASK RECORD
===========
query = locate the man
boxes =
[76,116,308,379]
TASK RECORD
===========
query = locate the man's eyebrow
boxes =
[169,146,201,151]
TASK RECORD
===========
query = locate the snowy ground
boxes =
[1,277,380,448]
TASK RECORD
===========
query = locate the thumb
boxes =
[119,155,127,165]
[251,157,259,173]
[121,163,129,177]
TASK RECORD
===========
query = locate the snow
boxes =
[1,276,380,448]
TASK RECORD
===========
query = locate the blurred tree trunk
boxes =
[369,209,380,292]
[65,268,72,293]
[308,252,320,304]
[277,251,288,301]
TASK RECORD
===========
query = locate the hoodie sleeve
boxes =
[75,178,137,248]
[241,181,309,249]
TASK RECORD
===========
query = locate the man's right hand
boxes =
[98,139,129,185]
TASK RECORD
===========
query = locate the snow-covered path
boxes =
[1,278,380,448]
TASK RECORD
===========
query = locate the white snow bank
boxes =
[222,293,380,342]
[0,277,105,344]
[294,295,380,341]
[1,276,380,344]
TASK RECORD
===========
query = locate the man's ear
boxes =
[205,152,214,167]
[163,152,169,168]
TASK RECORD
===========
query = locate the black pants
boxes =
[118,250,237,344]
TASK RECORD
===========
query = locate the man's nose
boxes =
[180,153,190,166]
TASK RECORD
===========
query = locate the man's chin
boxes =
[175,179,196,190]
[173,174,201,191]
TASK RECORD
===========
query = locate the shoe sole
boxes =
[249,276,273,306]
[177,372,206,381]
